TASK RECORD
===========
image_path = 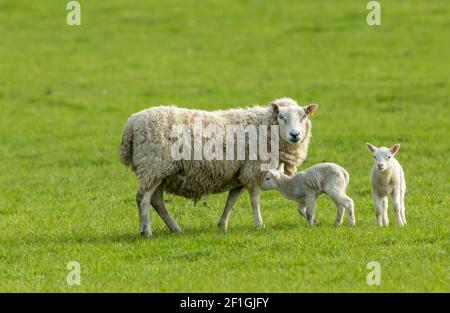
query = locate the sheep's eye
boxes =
[387,156,391,159]
[279,115,285,121]
[373,156,376,159]
[301,115,306,121]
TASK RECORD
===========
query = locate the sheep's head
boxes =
[270,98,318,144]
[366,143,400,172]
[261,163,284,190]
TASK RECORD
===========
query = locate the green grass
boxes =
[0,0,449,292]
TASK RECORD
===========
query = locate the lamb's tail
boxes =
[120,117,134,168]
[342,168,350,186]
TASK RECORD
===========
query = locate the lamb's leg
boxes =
[305,194,316,226]
[392,188,404,226]
[401,184,407,225]
[328,191,345,226]
[334,204,345,227]
[372,192,384,227]
[217,186,244,231]
[401,207,407,225]
[151,186,182,233]
[297,198,307,220]
[381,197,389,226]
[328,190,355,226]
[249,186,263,228]
[343,194,356,226]
[137,180,161,237]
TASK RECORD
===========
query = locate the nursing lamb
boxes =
[261,163,355,226]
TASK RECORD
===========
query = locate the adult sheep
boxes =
[120,97,318,236]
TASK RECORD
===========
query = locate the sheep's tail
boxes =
[120,117,134,168]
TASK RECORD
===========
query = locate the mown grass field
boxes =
[0,0,448,292]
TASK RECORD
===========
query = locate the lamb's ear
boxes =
[270,102,279,118]
[277,162,285,173]
[390,143,400,155]
[268,169,280,180]
[366,143,377,153]
[304,103,318,116]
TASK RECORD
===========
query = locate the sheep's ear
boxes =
[277,162,285,172]
[304,103,318,116]
[390,144,400,155]
[270,102,279,118]
[366,143,377,153]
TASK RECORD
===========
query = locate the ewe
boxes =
[366,143,406,226]
[261,163,355,226]
[120,98,318,236]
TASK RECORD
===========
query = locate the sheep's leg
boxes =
[137,180,161,237]
[249,186,263,228]
[136,188,143,210]
[381,197,389,226]
[372,192,384,227]
[297,198,307,220]
[305,194,316,226]
[151,186,182,233]
[392,189,404,226]
[217,186,244,231]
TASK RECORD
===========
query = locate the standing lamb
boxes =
[260,163,355,226]
[120,98,318,236]
[366,143,406,226]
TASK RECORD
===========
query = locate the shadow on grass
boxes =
[2,220,320,245]
[6,219,367,248]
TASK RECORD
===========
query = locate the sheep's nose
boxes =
[377,164,384,170]
[289,131,300,138]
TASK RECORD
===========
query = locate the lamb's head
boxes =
[270,98,318,144]
[261,163,284,190]
[366,143,400,172]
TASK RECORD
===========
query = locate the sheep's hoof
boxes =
[170,227,183,234]
[217,223,228,232]
[140,230,152,237]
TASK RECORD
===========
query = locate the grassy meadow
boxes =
[0,0,449,292]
